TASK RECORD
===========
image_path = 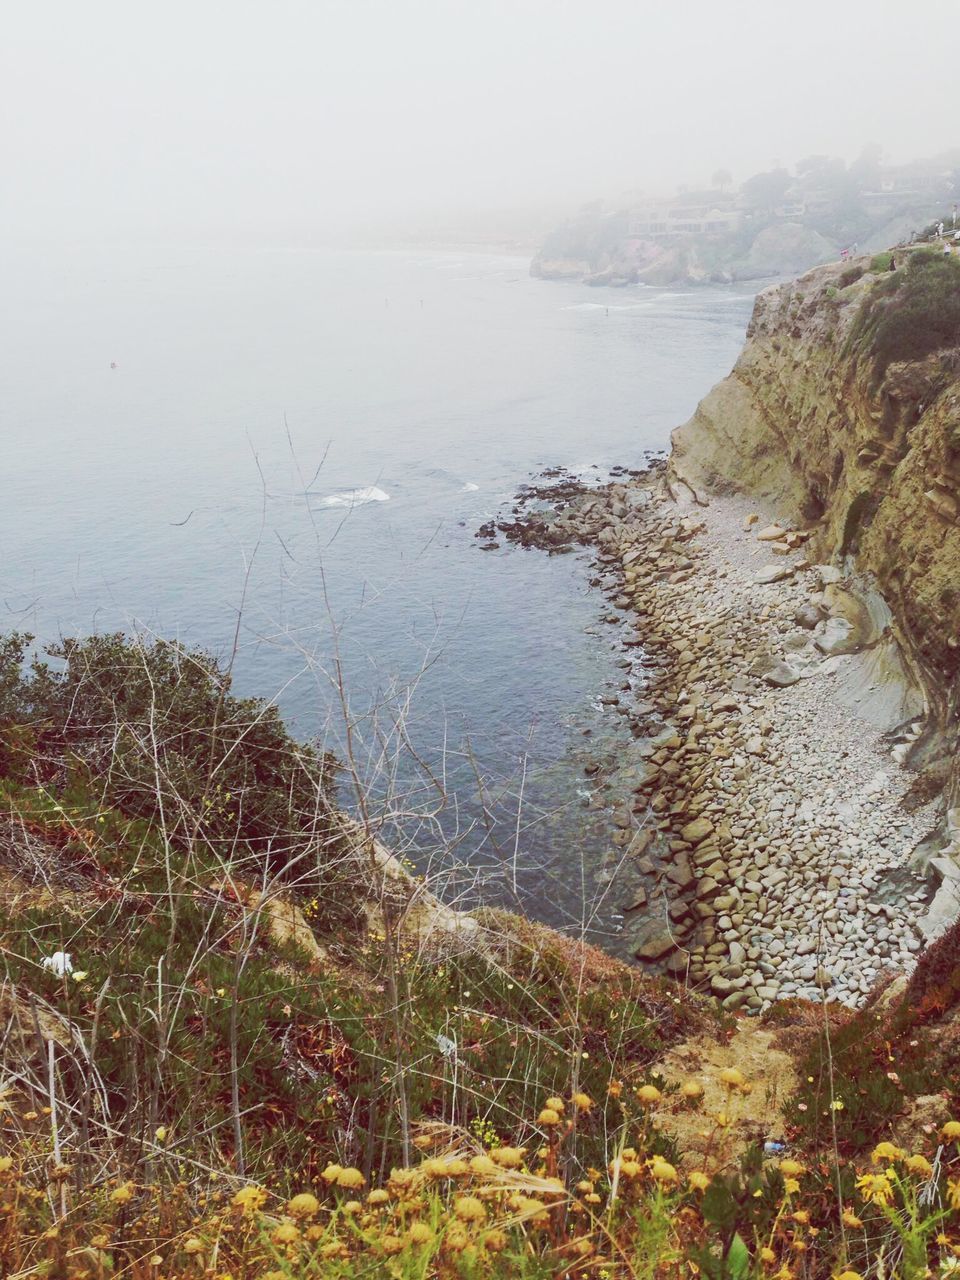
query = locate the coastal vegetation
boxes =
[6,235,960,1280]
[2,626,960,1276]
[846,250,960,375]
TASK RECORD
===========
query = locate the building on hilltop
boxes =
[627,192,741,240]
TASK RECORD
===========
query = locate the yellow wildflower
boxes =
[870,1142,903,1164]
[648,1156,679,1186]
[943,1120,960,1141]
[514,1195,549,1223]
[783,1177,801,1195]
[841,1208,864,1229]
[544,1096,566,1112]
[110,1182,134,1205]
[585,1192,602,1204]
[779,1159,805,1178]
[154,1126,167,1143]
[335,1167,365,1190]
[571,1091,593,1111]
[610,1156,642,1179]
[688,1170,710,1193]
[948,1179,960,1211]
[905,1154,934,1178]
[681,1080,704,1102]
[0,1157,12,1173]
[856,1172,894,1205]
[469,1154,497,1175]
[271,1221,300,1245]
[636,1084,662,1106]
[342,1199,362,1214]
[408,1222,433,1245]
[445,1223,471,1251]
[760,1247,776,1264]
[835,1272,864,1280]
[483,1228,508,1251]
[490,1146,525,1168]
[367,1188,389,1206]
[287,1192,320,1217]
[231,1185,267,1212]
[719,1067,747,1091]
[454,1195,487,1223]
[538,1107,561,1126]
[321,1163,343,1183]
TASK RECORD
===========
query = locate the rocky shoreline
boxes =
[487,466,941,1013]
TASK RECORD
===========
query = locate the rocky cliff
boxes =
[671,249,960,766]
[532,218,843,287]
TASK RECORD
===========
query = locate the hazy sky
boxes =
[2,0,957,244]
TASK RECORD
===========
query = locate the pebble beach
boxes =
[498,467,940,1011]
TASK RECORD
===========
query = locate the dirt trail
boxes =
[652,1021,798,1170]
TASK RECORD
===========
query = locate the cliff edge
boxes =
[672,249,960,761]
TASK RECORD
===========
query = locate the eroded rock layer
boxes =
[671,255,960,744]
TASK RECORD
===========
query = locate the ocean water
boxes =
[0,244,754,949]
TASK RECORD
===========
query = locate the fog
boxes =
[2,0,956,246]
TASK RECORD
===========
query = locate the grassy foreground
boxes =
[1,633,960,1278]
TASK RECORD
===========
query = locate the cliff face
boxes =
[531,222,839,288]
[671,252,960,747]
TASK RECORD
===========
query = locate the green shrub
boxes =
[838,263,865,288]
[847,250,960,375]
[0,632,340,872]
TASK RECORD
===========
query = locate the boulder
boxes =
[814,564,843,585]
[749,653,800,687]
[635,928,677,962]
[794,603,826,630]
[813,616,857,655]
[754,564,795,585]
[680,818,715,846]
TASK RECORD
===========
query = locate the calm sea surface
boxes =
[0,244,754,949]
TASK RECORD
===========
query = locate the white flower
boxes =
[41,952,73,977]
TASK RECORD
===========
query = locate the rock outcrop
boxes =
[671,253,960,746]
[670,249,960,930]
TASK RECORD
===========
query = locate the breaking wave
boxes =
[320,485,390,508]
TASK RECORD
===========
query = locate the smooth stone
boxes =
[754,564,795,585]
[681,817,715,844]
[635,929,677,961]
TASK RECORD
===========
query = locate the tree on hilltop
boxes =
[740,168,792,213]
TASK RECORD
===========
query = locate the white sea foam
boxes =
[321,485,390,508]
[560,301,656,312]
[460,482,479,492]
